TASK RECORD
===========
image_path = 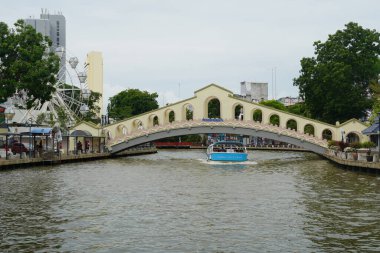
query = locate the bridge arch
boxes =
[286,119,298,131]
[346,131,360,143]
[304,123,315,136]
[183,103,194,121]
[133,119,143,131]
[322,128,333,141]
[110,123,327,155]
[164,109,176,124]
[233,102,244,120]
[116,124,128,137]
[148,114,159,127]
[269,113,280,126]
[205,97,221,118]
[252,108,263,123]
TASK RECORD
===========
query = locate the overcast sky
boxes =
[1,0,379,112]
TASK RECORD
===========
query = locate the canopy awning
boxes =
[362,116,380,135]
[31,127,52,135]
[71,130,92,137]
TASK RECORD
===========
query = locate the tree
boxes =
[0,20,59,108]
[208,99,220,118]
[260,100,287,111]
[107,88,159,120]
[294,22,380,124]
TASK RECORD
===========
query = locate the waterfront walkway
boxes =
[0,146,157,169]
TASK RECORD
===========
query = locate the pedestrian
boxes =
[77,141,83,154]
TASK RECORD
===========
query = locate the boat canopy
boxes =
[212,141,244,146]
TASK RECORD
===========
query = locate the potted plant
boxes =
[361,141,376,162]
[349,142,361,161]
[344,147,356,160]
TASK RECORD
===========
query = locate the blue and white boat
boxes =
[207,141,248,162]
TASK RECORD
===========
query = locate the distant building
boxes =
[277,96,303,106]
[25,9,66,81]
[86,51,104,116]
[239,81,268,103]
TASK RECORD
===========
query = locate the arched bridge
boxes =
[103,84,369,154]
[109,119,328,155]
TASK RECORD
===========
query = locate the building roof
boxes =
[362,117,380,135]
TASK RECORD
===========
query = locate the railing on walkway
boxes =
[107,119,328,148]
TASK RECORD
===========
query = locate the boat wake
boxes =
[198,159,258,165]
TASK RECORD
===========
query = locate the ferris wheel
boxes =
[4,47,92,128]
[33,47,92,127]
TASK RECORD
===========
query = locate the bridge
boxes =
[103,84,369,155]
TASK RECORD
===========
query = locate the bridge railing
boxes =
[107,119,328,148]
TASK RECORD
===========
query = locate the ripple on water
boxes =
[0,150,379,252]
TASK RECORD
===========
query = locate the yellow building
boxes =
[86,51,104,117]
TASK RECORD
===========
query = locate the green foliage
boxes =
[328,140,337,148]
[260,100,286,111]
[235,104,243,119]
[287,103,309,117]
[270,115,280,126]
[186,108,193,120]
[107,88,159,120]
[350,142,362,149]
[169,111,175,123]
[208,99,220,118]
[361,141,376,148]
[159,134,202,143]
[286,119,297,131]
[293,22,380,124]
[252,110,262,122]
[0,20,59,108]
[304,124,315,136]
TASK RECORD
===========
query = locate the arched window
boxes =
[153,116,159,126]
[234,104,243,120]
[346,132,359,143]
[169,111,175,123]
[252,109,262,123]
[322,129,332,140]
[269,114,280,126]
[208,98,220,118]
[286,119,297,131]
[304,124,315,136]
[185,104,193,120]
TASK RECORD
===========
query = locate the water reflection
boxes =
[0,150,379,252]
[295,157,380,252]
[0,168,65,252]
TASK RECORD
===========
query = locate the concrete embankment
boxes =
[323,153,380,173]
[0,147,157,170]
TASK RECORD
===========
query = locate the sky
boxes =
[1,0,379,113]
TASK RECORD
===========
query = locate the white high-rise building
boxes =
[240,81,268,103]
[25,9,66,81]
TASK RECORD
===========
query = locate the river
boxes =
[0,150,379,252]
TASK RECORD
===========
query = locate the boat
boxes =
[206,141,248,161]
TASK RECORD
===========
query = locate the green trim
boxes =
[194,83,234,95]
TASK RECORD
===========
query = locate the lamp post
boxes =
[4,106,15,160]
[378,112,380,160]
[28,118,33,158]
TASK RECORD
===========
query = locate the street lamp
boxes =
[340,130,345,143]
[28,118,33,158]
[4,105,15,160]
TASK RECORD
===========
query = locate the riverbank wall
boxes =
[0,147,157,170]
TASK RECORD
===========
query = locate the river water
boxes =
[0,150,379,252]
